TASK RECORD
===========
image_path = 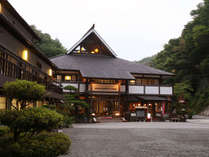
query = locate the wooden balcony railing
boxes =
[0,46,62,93]
[61,82,173,96]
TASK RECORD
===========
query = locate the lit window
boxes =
[129,80,136,84]
[0,97,6,110]
[65,76,71,81]
[48,69,52,76]
[57,75,62,81]
[0,3,2,13]
[22,50,28,61]
[81,47,85,51]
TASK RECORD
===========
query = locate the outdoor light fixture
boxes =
[48,69,53,76]
[91,51,95,54]
[147,113,151,119]
[94,48,99,53]
[22,50,28,61]
[115,112,120,116]
[77,50,80,53]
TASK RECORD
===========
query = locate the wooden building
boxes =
[51,25,174,120]
[0,0,62,110]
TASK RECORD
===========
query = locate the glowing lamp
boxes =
[94,48,99,53]
[81,47,85,51]
[91,51,95,54]
[22,50,28,61]
[147,113,151,119]
[115,112,120,116]
[65,76,71,80]
[77,50,80,53]
[48,69,53,76]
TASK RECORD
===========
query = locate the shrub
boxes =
[63,115,74,128]
[0,107,64,141]
[3,80,46,109]
[0,126,10,136]
[0,132,71,157]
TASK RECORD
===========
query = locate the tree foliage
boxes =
[3,80,46,109]
[146,0,209,113]
[57,85,89,122]
[31,25,67,58]
[0,107,64,141]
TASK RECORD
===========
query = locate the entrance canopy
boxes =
[137,96,169,101]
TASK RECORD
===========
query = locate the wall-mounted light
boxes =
[48,69,53,76]
[22,50,28,61]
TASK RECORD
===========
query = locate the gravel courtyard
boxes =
[61,119,209,157]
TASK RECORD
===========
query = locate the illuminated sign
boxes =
[91,84,119,92]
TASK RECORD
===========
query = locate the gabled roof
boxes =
[67,25,117,57]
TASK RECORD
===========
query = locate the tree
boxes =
[31,25,67,58]
[3,80,46,109]
[140,0,209,114]
[58,85,89,122]
[0,107,64,141]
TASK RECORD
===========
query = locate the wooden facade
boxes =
[0,0,62,110]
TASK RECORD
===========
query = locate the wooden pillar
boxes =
[77,73,80,96]
[125,80,129,94]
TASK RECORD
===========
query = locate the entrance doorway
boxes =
[90,96,120,116]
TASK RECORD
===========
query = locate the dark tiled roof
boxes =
[51,55,173,79]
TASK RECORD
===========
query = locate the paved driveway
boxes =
[61,120,209,157]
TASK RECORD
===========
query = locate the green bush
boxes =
[63,115,74,128]
[3,80,46,109]
[0,107,64,141]
[0,132,71,157]
[0,126,10,136]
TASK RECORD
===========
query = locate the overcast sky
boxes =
[9,0,202,61]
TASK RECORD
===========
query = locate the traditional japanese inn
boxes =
[0,0,174,120]
[51,25,174,120]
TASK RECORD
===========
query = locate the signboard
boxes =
[91,84,119,92]
[136,110,145,118]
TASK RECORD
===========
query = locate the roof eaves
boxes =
[3,0,41,41]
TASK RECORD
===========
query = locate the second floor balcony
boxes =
[61,82,173,96]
